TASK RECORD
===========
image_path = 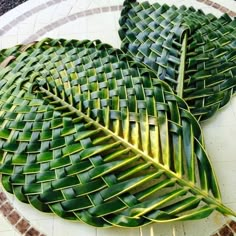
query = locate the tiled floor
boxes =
[0,0,235,235]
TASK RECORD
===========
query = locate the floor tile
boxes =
[53,218,96,236]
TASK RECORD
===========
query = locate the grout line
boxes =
[139,226,142,236]
[0,0,68,36]
[21,5,123,44]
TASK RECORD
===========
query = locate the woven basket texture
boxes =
[0,38,233,227]
[119,0,236,120]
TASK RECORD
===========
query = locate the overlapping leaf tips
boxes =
[0,38,235,227]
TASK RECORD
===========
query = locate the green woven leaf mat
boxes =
[0,38,235,227]
[119,0,236,121]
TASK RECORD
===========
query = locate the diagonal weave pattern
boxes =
[184,14,236,120]
[119,0,236,121]
[0,38,235,227]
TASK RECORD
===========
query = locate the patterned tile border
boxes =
[0,191,44,236]
[22,5,123,44]
[197,0,236,17]
[211,220,236,236]
[0,0,235,236]
[0,0,67,36]
[18,0,236,44]
[0,0,235,37]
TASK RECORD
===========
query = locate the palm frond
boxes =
[0,38,235,227]
[119,0,236,120]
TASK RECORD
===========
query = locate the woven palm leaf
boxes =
[119,0,236,120]
[0,38,235,227]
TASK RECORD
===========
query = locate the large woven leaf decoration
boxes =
[0,38,235,227]
[119,0,236,120]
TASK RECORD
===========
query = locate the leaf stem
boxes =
[177,32,187,98]
[39,86,236,218]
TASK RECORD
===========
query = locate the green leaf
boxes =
[119,0,236,120]
[0,38,234,228]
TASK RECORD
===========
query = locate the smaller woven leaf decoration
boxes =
[119,0,236,120]
[0,38,235,227]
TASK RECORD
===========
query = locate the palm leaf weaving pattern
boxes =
[0,38,235,227]
[119,0,236,120]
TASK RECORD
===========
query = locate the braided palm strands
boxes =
[0,38,235,227]
[184,14,236,120]
[119,0,236,121]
